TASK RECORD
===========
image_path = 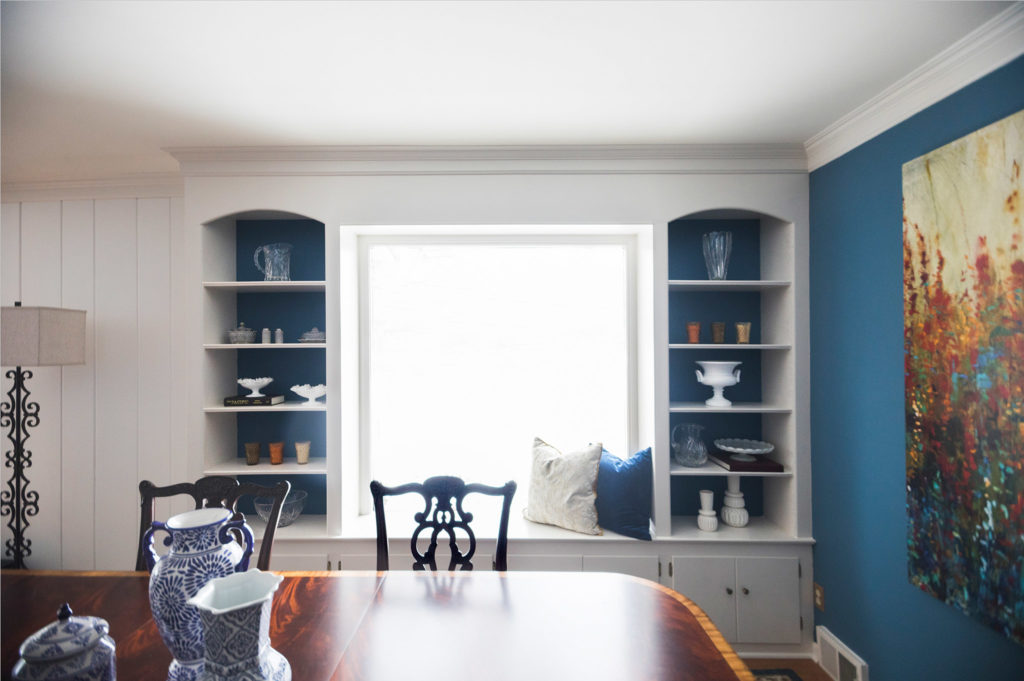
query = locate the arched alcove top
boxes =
[202,208,325,228]
[667,207,793,282]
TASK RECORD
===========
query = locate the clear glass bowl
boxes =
[253,489,307,527]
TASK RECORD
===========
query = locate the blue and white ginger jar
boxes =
[144,507,253,681]
[12,603,116,681]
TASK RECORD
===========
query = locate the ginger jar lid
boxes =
[14,603,114,681]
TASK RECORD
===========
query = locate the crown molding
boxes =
[166,143,808,176]
[1,174,184,203]
[805,3,1024,171]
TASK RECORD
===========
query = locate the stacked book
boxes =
[709,453,784,472]
[223,394,284,407]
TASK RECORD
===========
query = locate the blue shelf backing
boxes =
[235,219,326,282]
[236,411,327,464]
[667,218,760,281]
[233,474,328,516]
[670,475,764,516]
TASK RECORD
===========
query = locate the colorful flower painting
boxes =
[903,109,1024,645]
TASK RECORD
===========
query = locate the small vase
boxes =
[188,570,291,681]
[671,423,708,467]
[702,231,732,280]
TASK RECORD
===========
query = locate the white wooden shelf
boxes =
[204,343,326,350]
[668,401,791,413]
[668,280,790,292]
[203,460,328,475]
[669,461,791,477]
[666,516,811,543]
[203,280,326,292]
[668,343,790,350]
[204,401,327,413]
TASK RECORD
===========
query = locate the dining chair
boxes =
[370,476,517,571]
[135,476,290,572]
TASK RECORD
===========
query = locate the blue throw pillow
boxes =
[595,447,652,540]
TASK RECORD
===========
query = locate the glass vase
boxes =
[702,231,732,280]
[671,423,708,467]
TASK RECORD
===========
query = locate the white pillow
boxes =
[523,437,603,535]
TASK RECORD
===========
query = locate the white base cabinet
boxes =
[671,555,801,645]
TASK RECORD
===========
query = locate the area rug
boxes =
[753,670,804,681]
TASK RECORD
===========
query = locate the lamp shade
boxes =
[1,306,86,367]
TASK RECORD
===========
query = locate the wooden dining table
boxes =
[1,569,753,681]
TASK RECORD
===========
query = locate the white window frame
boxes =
[339,225,655,527]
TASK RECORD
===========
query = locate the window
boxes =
[356,231,640,509]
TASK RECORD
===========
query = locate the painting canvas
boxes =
[903,109,1024,645]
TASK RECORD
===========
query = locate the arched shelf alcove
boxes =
[198,208,331,538]
[658,205,804,541]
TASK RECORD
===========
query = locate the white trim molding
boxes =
[1,174,184,203]
[805,3,1024,171]
[167,144,808,177]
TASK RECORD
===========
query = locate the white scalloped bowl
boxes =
[291,383,327,404]
[714,438,774,462]
[238,377,273,397]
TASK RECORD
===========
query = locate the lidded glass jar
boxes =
[13,603,116,681]
[227,322,257,344]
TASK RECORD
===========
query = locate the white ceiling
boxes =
[0,1,1018,184]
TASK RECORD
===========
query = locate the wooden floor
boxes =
[745,658,831,681]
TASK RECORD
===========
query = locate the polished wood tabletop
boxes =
[1,570,753,681]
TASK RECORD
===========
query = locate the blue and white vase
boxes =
[188,570,291,681]
[144,507,254,681]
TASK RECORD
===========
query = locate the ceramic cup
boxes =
[295,441,310,465]
[244,442,260,466]
[712,322,726,344]
[736,321,751,344]
[269,442,284,465]
[686,322,701,344]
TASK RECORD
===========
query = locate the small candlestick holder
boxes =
[697,489,718,532]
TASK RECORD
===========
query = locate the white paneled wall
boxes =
[1,197,184,569]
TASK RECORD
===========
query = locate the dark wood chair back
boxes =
[136,476,290,572]
[370,475,516,571]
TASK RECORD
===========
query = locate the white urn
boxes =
[695,361,742,407]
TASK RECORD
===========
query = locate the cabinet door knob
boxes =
[741,587,750,595]
[726,587,733,595]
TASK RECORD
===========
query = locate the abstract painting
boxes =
[903,109,1024,645]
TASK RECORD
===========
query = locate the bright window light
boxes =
[363,238,632,491]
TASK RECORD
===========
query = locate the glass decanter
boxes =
[671,423,708,467]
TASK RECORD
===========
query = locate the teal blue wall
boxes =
[809,56,1024,680]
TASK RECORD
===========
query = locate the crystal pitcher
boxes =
[671,423,708,467]
[253,243,292,281]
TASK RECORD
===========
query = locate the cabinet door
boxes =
[735,556,800,644]
[508,554,583,571]
[268,553,330,571]
[671,556,737,642]
[332,554,378,571]
[583,555,661,582]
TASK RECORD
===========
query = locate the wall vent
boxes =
[816,626,869,681]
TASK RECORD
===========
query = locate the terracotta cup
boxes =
[295,441,311,465]
[269,441,284,465]
[712,322,726,344]
[244,442,260,466]
[686,322,701,344]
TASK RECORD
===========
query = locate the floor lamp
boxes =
[1,302,86,569]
